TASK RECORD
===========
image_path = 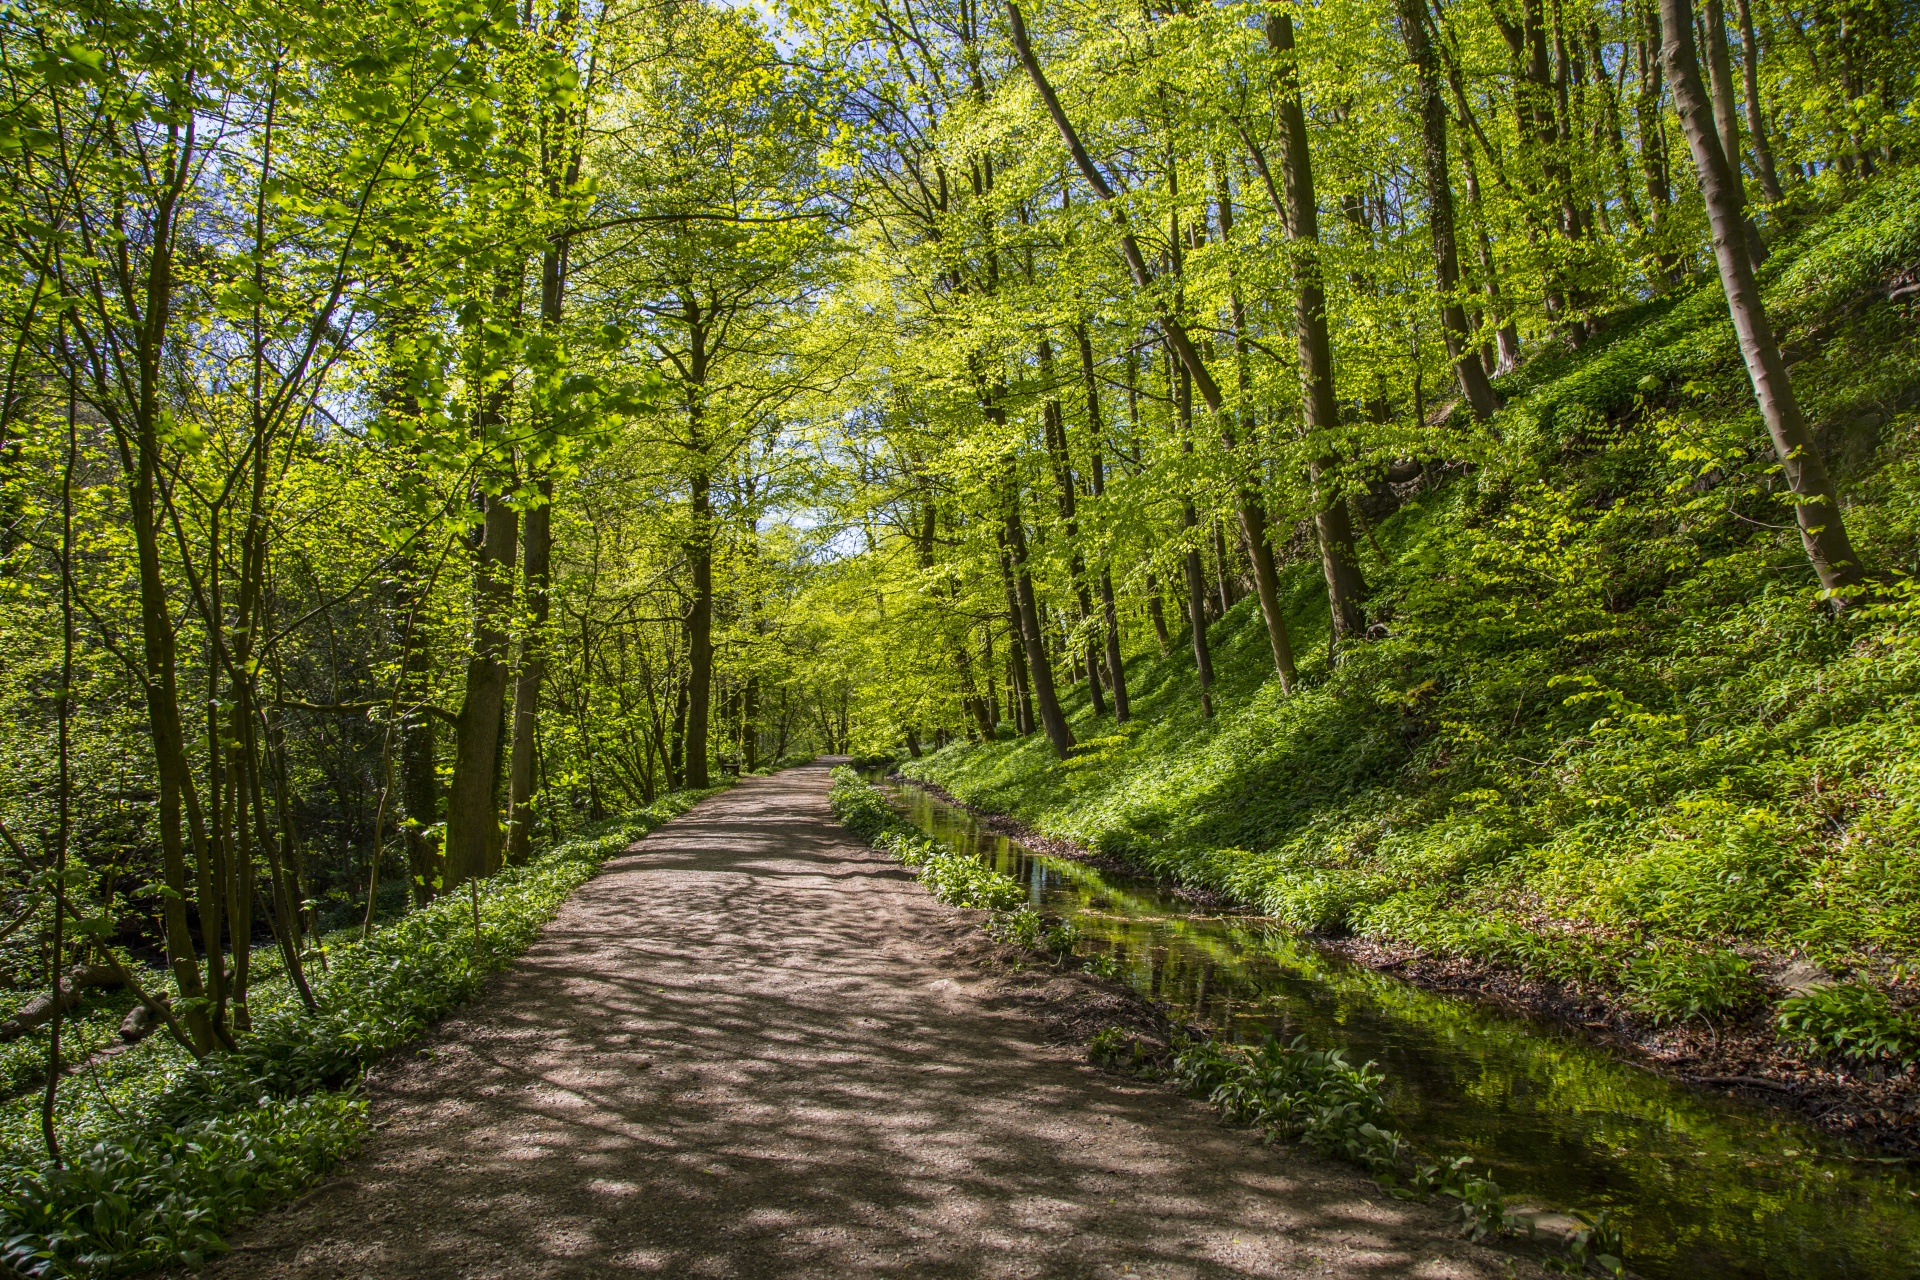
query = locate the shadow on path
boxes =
[205,764,1535,1280]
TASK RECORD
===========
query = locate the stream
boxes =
[884,779,1920,1280]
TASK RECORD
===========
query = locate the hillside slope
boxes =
[902,170,1920,1134]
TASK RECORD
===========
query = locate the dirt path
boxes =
[205,764,1537,1279]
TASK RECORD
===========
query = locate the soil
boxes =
[198,763,1543,1280]
[896,773,1920,1158]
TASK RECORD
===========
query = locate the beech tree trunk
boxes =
[395,561,440,904]
[1146,573,1171,654]
[1254,12,1370,648]
[506,475,552,863]
[1181,506,1214,719]
[507,213,571,861]
[1004,493,1075,756]
[128,439,218,1054]
[1661,0,1865,599]
[1733,0,1784,202]
[1393,0,1501,421]
[1076,326,1129,722]
[1005,0,1224,413]
[1172,359,1215,718]
[444,484,517,889]
[1635,19,1681,285]
[1039,337,1106,718]
[686,466,714,787]
[1701,0,1767,263]
[1000,546,1036,734]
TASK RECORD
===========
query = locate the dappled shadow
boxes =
[204,765,1532,1280]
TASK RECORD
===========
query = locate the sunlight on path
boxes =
[205,764,1536,1279]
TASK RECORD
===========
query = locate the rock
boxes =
[1508,1208,1581,1242]
[1774,960,1836,996]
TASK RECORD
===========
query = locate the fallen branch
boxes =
[0,963,125,1042]
[1683,1074,1796,1093]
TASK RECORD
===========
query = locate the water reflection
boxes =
[886,781,1920,1280]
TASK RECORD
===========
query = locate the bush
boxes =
[0,788,723,1278]
[988,905,1076,952]
[1622,945,1760,1024]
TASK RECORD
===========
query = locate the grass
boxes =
[0,785,725,1278]
[902,166,1920,1047]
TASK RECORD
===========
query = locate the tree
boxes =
[1660,0,1865,600]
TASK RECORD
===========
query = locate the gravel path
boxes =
[203,763,1537,1279]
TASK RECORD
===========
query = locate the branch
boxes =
[1002,1,1225,413]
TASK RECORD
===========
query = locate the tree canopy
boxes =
[0,0,1913,1118]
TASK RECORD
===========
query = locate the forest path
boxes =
[203,763,1534,1280]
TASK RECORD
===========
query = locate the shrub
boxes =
[1777,982,1920,1063]
[1622,945,1760,1023]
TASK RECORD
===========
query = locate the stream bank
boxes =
[897,774,1920,1156]
[883,773,1920,1280]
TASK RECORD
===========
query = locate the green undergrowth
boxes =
[903,168,1920,1055]
[1160,1031,1628,1272]
[1149,1032,1628,1269]
[0,786,725,1278]
[827,768,1022,909]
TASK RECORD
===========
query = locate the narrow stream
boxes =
[885,779,1920,1280]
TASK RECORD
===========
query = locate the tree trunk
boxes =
[1037,337,1106,719]
[400,710,439,904]
[1701,0,1767,263]
[394,556,441,904]
[743,676,759,771]
[1181,505,1214,719]
[1253,12,1370,648]
[1732,0,1784,202]
[1635,18,1678,265]
[1172,357,1215,718]
[958,647,996,738]
[1392,0,1501,420]
[1076,333,1132,723]
[1146,573,1171,654]
[1004,490,1075,757]
[126,427,216,1055]
[1211,522,1236,615]
[1452,126,1522,372]
[1006,0,1224,411]
[1661,0,1865,599]
[685,469,713,788]
[999,542,1037,735]
[506,476,552,863]
[444,485,517,889]
[1588,22,1648,233]
[667,668,686,790]
[507,216,570,861]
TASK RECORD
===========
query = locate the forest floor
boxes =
[196,763,1540,1280]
